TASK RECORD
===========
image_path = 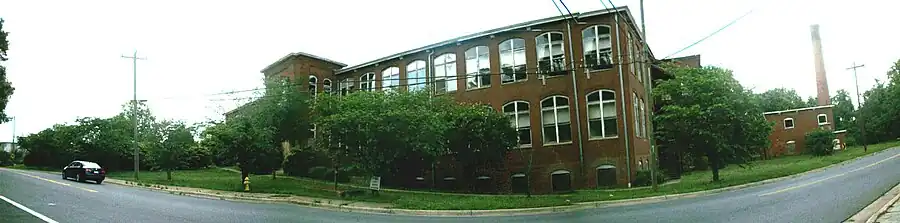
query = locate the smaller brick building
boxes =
[763,105,847,158]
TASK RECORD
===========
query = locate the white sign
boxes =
[369,176,381,191]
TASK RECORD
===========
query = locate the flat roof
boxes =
[763,104,835,115]
[335,6,642,74]
[260,52,347,74]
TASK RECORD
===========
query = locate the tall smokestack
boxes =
[810,24,831,106]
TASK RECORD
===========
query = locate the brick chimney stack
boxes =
[810,24,831,106]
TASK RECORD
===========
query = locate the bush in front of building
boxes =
[632,170,666,187]
[806,129,837,156]
[0,150,12,166]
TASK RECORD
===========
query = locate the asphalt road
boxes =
[2,147,899,223]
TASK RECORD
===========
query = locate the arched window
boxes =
[587,90,618,138]
[536,32,566,76]
[640,98,647,138]
[633,92,640,138]
[550,170,572,192]
[465,46,491,89]
[582,25,613,70]
[433,53,457,93]
[308,75,318,97]
[407,60,427,92]
[382,67,399,92]
[541,96,572,144]
[503,101,531,146]
[596,165,617,187]
[323,79,332,94]
[360,72,375,91]
[499,38,526,83]
[784,118,795,129]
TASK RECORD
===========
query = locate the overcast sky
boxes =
[0,0,897,140]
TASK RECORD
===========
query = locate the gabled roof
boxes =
[260,52,347,74]
[335,6,642,74]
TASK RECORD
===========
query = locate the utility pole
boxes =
[639,0,659,191]
[121,51,146,180]
[10,116,15,152]
[847,62,868,152]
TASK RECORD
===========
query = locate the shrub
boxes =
[308,166,329,179]
[806,129,837,156]
[0,150,12,167]
[323,169,350,183]
[283,149,328,177]
[632,170,666,187]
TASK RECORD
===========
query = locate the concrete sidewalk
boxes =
[874,196,900,223]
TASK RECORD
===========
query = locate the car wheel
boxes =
[76,173,84,182]
[62,173,67,180]
[95,179,103,184]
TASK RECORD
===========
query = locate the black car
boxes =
[62,161,106,184]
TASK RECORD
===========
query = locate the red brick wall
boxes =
[765,106,835,157]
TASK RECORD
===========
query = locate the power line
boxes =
[662,9,755,59]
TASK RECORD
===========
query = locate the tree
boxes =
[805,96,818,107]
[152,121,196,180]
[0,18,16,123]
[314,90,451,187]
[446,103,517,192]
[755,88,806,112]
[831,89,855,132]
[654,65,772,182]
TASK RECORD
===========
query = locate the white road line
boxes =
[0,195,60,223]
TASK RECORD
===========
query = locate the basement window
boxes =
[786,140,796,154]
[551,170,572,192]
[511,173,527,194]
[784,118,795,129]
[818,114,828,125]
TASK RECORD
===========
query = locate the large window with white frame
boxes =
[308,75,318,97]
[503,101,532,146]
[323,79,332,94]
[407,60,427,91]
[338,78,354,96]
[784,118,795,129]
[382,67,399,92]
[627,32,635,77]
[465,46,491,89]
[500,38,527,83]
[536,32,566,76]
[582,25,613,70]
[817,114,828,125]
[433,53,457,93]
[360,72,375,91]
[541,96,572,144]
[587,90,618,138]
[632,92,640,138]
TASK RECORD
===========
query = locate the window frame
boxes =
[550,169,572,192]
[433,53,458,93]
[406,60,427,92]
[359,73,376,91]
[308,75,318,97]
[535,32,567,76]
[582,25,614,71]
[499,38,527,84]
[586,90,618,139]
[784,118,795,129]
[632,92,640,138]
[323,78,332,94]
[817,114,828,125]
[639,98,647,138]
[465,46,491,90]
[540,95,573,145]
[381,67,400,92]
[503,100,532,148]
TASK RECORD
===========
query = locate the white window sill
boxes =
[516,144,533,149]
[588,136,619,141]
[785,127,795,130]
[501,79,528,85]
[818,122,831,126]
[585,67,614,73]
[466,86,491,92]
[543,142,573,147]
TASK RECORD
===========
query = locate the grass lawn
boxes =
[107,141,900,210]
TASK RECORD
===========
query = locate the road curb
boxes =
[844,182,900,223]
[95,147,898,217]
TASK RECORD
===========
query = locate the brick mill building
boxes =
[233,6,689,193]
[762,24,847,158]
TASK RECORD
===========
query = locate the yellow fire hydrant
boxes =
[243,177,250,192]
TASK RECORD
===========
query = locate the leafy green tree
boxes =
[654,65,772,181]
[152,121,196,180]
[755,88,806,112]
[831,89,856,132]
[805,96,818,107]
[0,19,15,123]
[446,103,517,192]
[0,150,12,166]
[805,129,836,156]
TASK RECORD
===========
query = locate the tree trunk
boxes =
[272,169,276,180]
[709,152,721,182]
[525,150,534,198]
[333,164,338,191]
[166,170,172,181]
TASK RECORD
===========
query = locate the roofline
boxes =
[260,52,347,74]
[763,104,835,115]
[834,130,848,134]
[335,6,632,74]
